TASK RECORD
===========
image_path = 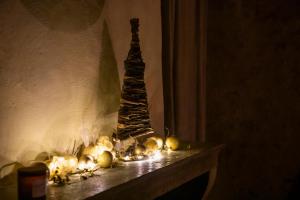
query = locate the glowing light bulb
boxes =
[64,156,78,172]
[149,151,162,161]
[123,156,131,161]
[137,155,144,160]
[78,155,96,171]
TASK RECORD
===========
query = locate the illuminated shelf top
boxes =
[1,144,223,200]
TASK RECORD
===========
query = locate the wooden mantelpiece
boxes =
[1,144,223,200]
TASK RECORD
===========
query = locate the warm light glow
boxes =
[94,145,106,155]
[48,156,65,176]
[151,137,163,149]
[165,136,179,150]
[144,138,159,155]
[83,137,114,160]
[155,139,163,149]
[97,136,114,151]
[44,134,180,184]
[65,156,78,172]
[82,146,98,158]
[97,151,113,168]
[136,155,144,160]
[47,156,78,177]
[123,156,131,161]
[148,150,162,161]
[68,158,77,168]
[78,159,96,171]
[79,137,114,170]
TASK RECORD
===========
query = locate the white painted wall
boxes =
[0,0,163,167]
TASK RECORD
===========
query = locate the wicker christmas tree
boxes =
[115,18,154,140]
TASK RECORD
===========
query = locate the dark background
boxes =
[206,0,300,199]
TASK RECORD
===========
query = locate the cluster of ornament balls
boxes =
[46,131,181,184]
[79,131,181,168]
[119,135,179,162]
[129,131,180,159]
[143,135,180,151]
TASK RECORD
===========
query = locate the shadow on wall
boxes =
[97,20,121,117]
[21,0,105,32]
[42,19,121,151]
[84,20,121,138]
[0,2,121,178]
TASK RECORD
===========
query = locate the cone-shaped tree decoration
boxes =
[115,18,154,140]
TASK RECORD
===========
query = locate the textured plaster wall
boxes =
[0,0,163,167]
[207,0,300,199]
